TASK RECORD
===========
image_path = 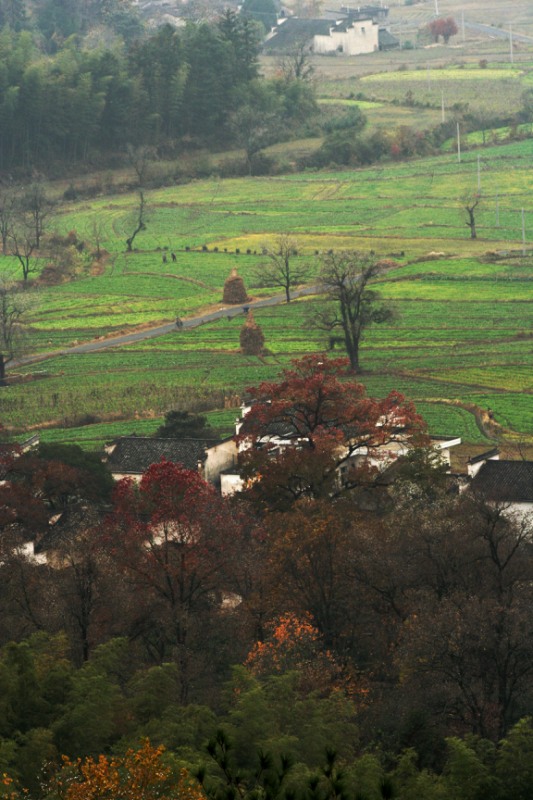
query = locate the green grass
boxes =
[361,68,526,83]
[355,64,529,115]
[2,139,533,446]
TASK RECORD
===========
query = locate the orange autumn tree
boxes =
[49,740,206,800]
[245,612,344,693]
[0,773,21,800]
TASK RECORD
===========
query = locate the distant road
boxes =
[464,21,533,44]
[12,284,321,368]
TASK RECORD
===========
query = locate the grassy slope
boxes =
[1,137,531,450]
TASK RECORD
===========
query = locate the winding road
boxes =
[13,284,321,369]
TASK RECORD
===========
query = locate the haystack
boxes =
[240,311,265,355]
[223,267,250,304]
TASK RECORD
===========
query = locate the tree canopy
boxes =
[238,354,427,509]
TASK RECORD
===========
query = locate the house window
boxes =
[361,26,366,33]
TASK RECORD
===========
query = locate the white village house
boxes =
[264,16,379,56]
[219,403,462,496]
[103,435,238,486]
[466,449,533,522]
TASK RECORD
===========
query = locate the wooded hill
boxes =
[0,7,318,173]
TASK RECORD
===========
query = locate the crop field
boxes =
[316,97,442,131]
[350,63,530,116]
[1,137,532,451]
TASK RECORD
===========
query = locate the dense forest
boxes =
[0,0,318,173]
[1,0,531,178]
[1,359,533,799]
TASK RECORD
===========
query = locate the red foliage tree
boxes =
[428,17,458,44]
[106,461,244,700]
[238,354,427,509]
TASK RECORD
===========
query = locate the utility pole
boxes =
[457,122,461,163]
[522,208,526,255]
[435,0,439,15]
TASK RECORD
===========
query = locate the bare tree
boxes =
[8,223,36,283]
[123,145,154,252]
[125,190,147,252]
[0,280,36,384]
[279,38,315,83]
[126,143,157,187]
[255,234,309,302]
[465,195,481,239]
[18,182,54,248]
[316,251,393,372]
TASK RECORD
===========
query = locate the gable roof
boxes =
[467,448,500,466]
[470,460,533,503]
[378,28,399,48]
[263,18,334,51]
[106,437,219,475]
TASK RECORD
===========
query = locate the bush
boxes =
[250,151,275,176]
[63,184,78,201]
[322,106,367,135]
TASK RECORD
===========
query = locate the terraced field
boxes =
[2,139,532,450]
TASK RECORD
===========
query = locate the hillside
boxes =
[0,138,529,456]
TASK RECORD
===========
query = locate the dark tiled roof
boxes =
[263,18,333,51]
[378,28,399,48]
[467,448,500,465]
[106,437,218,475]
[35,503,106,554]
[471,460,533,503]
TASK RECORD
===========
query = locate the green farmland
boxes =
[2,139,533,451]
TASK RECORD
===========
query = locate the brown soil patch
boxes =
[90,251,111,275]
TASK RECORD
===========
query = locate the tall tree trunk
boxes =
[345,334,359,372]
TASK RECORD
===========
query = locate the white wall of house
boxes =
[203,439,238,484]
[509,502,533,523]
[18,541,47,566]
[467,452,500,478]
[313,19,378,55]
[221,472,245,497]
